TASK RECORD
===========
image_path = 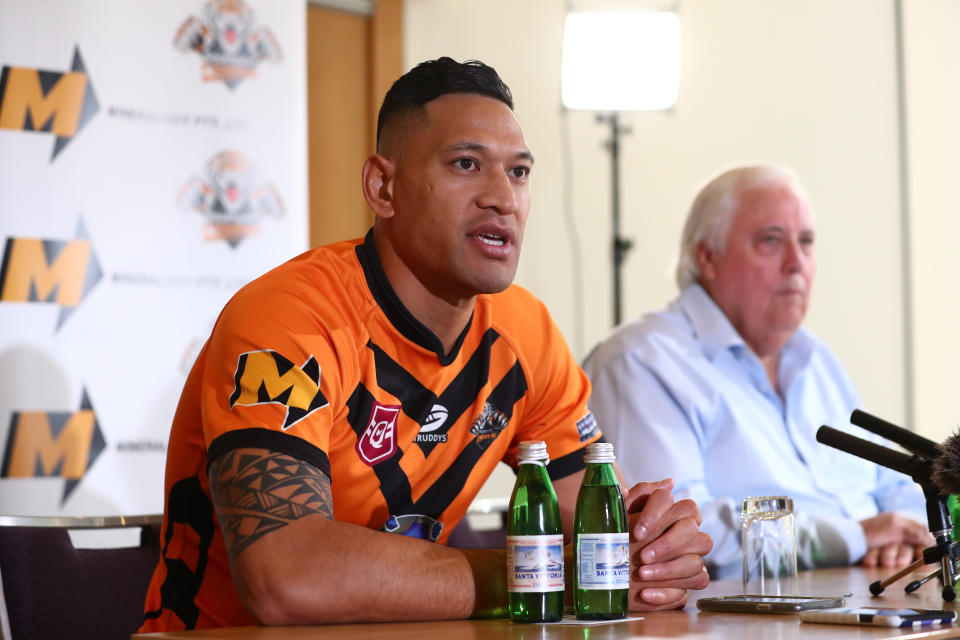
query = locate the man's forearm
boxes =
[210,446,509,623]
[232,515,508,624]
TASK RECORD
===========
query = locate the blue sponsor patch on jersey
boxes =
[382,514,443,542]
[576,411,600,442]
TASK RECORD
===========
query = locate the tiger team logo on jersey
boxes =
[357,401,400,466]
[229,350,328,430]
[0,46,99,160]
[0,219,103,330]
[0,389,105,504]
[178,150,285,248]
[174,0,282,89]
[470,402,509,450]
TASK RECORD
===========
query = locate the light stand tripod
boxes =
[816,409,959,601]
[595,112,633,327]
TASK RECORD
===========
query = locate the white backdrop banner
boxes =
[0,0,308,516]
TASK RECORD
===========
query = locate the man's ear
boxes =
[361,154,396,220]
[696,242,717,282]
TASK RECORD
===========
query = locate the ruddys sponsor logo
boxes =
[178,150,285,248]
[175,0,282,89]
[0,219,103,330]
[1,389,105,505]
[0,46,99,160]
[415,403,448,444]
[229,349,329,430]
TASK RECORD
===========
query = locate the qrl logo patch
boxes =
[356,402,400,466]
[229,350,328,430]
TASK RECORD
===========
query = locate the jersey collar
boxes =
[355,230,473,366]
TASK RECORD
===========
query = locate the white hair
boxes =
[675,164,808,289]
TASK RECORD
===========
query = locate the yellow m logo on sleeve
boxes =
[229,350,329,430]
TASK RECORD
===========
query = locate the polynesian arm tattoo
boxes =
[208,447,333,557]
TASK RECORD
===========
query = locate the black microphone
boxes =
[932,431,960,496]
[816,425,923,481]
[820,421,960,601]
[850,409,941,459]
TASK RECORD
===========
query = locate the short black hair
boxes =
[376,57,514,150]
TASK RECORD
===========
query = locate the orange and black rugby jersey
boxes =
[141,231,602,631]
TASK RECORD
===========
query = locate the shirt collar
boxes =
[675,283,814,368]
[675,283,745,360]
[355,229,473,365]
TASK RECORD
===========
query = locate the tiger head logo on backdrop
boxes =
[177,150,285,248]
[173,0,283,89]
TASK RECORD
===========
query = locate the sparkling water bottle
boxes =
[507,441,564,623]
[574,442,628,619]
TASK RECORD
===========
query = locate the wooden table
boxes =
[133,566,960,639]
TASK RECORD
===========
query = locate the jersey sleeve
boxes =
[197,271,354,476]
[500,289,602,479]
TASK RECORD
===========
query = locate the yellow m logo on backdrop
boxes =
[1,390,106,504]
[0,238,91,305]
[229,350,328,430]
[0,46,99,159]
[0,68,87,135]
[0,220,103,329]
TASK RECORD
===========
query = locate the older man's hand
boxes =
[860,512,933,569]
[625,478,712,611]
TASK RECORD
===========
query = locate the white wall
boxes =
[902,1,960,441]
[404,0,922,483]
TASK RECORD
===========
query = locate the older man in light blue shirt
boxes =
[583,165,929,578]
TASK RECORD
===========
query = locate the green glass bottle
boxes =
[507,441,565,623]
[574,442,628,620]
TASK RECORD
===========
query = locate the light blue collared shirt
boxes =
[583,284,925,577]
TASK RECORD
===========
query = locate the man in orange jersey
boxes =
[141,57,711,631]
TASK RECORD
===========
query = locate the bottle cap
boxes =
[517,440,549,464]
[584,442,615,464]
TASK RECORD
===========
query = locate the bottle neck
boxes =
[516,459,552,487]
[517,458,546,467]
[583,462,619,486]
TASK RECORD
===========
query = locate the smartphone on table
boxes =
[799,607,956,627]
[696,594,844,614]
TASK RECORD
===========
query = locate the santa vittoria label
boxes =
[506,534,565,593]
[576,532,629,589]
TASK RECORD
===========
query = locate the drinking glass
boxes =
[741,496,798,595]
